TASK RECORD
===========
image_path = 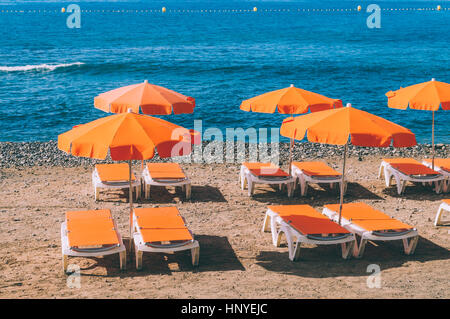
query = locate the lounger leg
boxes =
[299,177,307,196]
[248,180,254,197]
[262,212,271,233]
[353,238,368,259]
[239,167,246,190]
[145,184,150,199]
[282,226,301,261]
[287,182,294,198]
[135,249,143,270]
[191,246,200,267]
[119,251,127,271]
[403,236,419,255]
[290,240,301,262]
[271,216,283,247]
[384,166,392,187]
[434,181,442,194]
[62,254,68,274]
[435,204,446,226]
[341,241,354,259]
[185,184,191,199]
[442,180,448,193]
[292,176,297,191]
[94,187,100,201]
[242,174,248,190]
[378,163,384,179]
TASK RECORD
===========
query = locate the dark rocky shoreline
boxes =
[0,141,448,168]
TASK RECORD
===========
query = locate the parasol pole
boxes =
[129,159,134,253]
[338,142,348,226]
[431,110,435,170]
[288,112,294,175]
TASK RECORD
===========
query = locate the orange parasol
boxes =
[94,80,195,115]
[240,84,343,114]
[240,84,343,173]
[280,103,416,224]
[386,78,450,168]
[58,110,193,243]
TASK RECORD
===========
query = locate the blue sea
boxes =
[0,0,449,143]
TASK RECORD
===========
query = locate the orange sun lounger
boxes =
[61,209,126,273]
[262,205,355,261]
[379,158,444,194]
[92,163,141,201]
[322,203,419,258]
[142,162,191,199]
[240,162,295,197]
[422,158,450,192]
[290,161,343,196]
[132,207,199,270]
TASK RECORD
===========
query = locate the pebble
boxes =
[0,141,447,167]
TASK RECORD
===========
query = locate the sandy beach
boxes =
[0,144,449,299]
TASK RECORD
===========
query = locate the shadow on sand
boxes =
[248,182,383,205]
[255,236,450,278]
[139,185,227,204]
[74,234,244,277]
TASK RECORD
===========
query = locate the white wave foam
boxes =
[0,62,85,72]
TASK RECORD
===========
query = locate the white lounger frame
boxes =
[291,163,345,196]
[422,160,449,193]
[239,165,295,197]
[141,166,191,200]
[378,160,444,195]
[132,213,199,270]
[61,220,126,274]
[262,208,355,261]
[92,168,141,201]
[322,207,419,258]
[435,201,450,227]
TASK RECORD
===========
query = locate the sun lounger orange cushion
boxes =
[324,203,413,232]
[423,158,450,172]
[95,163,136,182]
[350,219,413,232]
[146,163,186,179]
[136,215,186,229]
[383,158,439,176]
[269,205,350,235]
[292,161,341,176]
[140,228,193,243]
[443,199,450,205]
[66,210,119,247]
[243,162,289,177]
[134,207,193,243]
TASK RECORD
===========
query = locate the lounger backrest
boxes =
[269,205,349,235]
[423,158,450,172]
[66,209,119,247]
[383,158,440,176]
[324,203,413,232]
[243,162,289,177]
[146,163,186,179]
[134,207,193,243]
[95,163,136,182]
[292,161,341,176]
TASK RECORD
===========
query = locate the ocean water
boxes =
[0,0,449,144]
